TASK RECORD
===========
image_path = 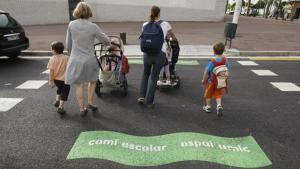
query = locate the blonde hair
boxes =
[73,2,93,19]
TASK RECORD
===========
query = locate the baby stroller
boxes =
[94,36,129,96]
[157,38,180,91]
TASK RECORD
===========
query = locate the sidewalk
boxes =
[23,15,300,55]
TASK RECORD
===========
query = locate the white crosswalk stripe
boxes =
[251,70,278,76]
[270,82,300,91]
[237,61,259,66]
[41,69,50,74]
[0,98,23,112]
[16,80,48,89]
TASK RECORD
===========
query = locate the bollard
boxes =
[120,32,126,45]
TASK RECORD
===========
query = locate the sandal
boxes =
[80,108,88,117]
[87,104,98,111]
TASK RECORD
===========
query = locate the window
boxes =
[0,14,17,28]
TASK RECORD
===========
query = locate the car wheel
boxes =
[7,51,21,59]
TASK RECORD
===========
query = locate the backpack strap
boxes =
[211,56,226,67]
[156,20,164,25]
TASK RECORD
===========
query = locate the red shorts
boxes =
[204,83,223,99]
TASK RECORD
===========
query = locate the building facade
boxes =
[0,0,227,25]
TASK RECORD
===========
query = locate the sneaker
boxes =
[54,101,59,108]
[137,97,145,104]
[166,80,171,85]
[145,103,155,108]
[87,104,98,111]
[57,108,66,115]
[202,105,211,113]
[157,80,163,85]
[217,105,223,117]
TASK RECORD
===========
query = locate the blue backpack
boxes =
[140,20,164,54]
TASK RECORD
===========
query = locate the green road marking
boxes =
[67,131,272,168]
[128,59,199,65]
[128,59,143,64]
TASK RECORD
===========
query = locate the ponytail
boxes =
[149,6,160,21]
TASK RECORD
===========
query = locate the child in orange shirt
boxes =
[47,41,70,115]
[201,42,229,117]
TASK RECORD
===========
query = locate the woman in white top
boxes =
[65,2,110,117]
[138,6,177,107]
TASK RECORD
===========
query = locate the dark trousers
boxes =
[54,80,70,101]
[139,52,166,104]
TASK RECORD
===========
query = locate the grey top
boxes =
[65,19,110,85]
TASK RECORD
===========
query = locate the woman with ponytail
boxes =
[138,6,177,108]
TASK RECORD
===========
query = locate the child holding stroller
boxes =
[201,42,229,117]
[157,45,172,85]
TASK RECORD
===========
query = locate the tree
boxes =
[252,0,266,9]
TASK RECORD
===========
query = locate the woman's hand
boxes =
[48,80,55,88]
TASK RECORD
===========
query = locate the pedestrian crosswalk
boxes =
[237,61,259,66]
[238,60,300,92]
[270,82,300,92]
[0,59,299,113]
[0,98,23,112]
[16,80,48,89]
[251,70,278,76]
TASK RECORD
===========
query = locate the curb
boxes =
[226,50,300,56]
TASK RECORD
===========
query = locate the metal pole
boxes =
[233,0,243,24]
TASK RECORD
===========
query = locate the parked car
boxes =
[0,10,29,58]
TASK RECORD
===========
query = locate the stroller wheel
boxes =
[176,77,181,88]
[122,77,128,96]
[95,80,102,97]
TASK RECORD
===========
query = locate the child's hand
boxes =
[48,80,55,88]
[201,79,207,85]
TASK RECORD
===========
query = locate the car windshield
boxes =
[0,14,17,28]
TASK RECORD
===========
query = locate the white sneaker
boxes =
[166,80,171,85]
[157,80,163,85]
[202,105,211,113]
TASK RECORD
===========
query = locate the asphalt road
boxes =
[0,56,299,169]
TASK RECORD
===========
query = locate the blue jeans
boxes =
[139,52,166,104]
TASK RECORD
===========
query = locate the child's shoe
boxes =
[54,101,59,108]
[202,105,211,113]
[217,105,223,117]
[57,108,66,115]
[166,80,171,85]
[157,80,163,85]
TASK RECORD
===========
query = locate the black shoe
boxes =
[54,101,59,108]
[87,104,98,111]
[145,103,155,108]
[80,108,88,117]
[57,108,66,115]
[217,105,223,117]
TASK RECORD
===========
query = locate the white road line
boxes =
[41,69,50,74]
[0,98,23,112]
[251,70,278,76]
[237,61,259,66]
[270,82,300,91]
[16,80,48,89]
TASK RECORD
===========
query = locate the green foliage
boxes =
[252,0,266,9]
